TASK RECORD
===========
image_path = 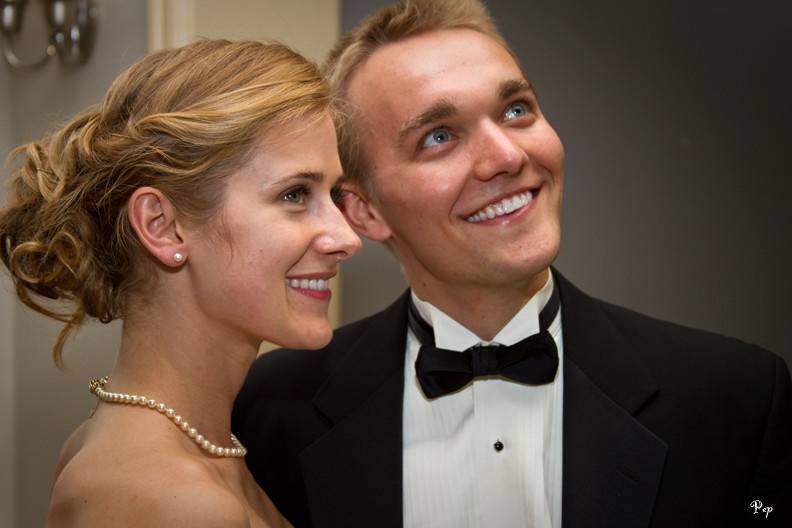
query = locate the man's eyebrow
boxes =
[499,78,535,100]
[397,100,457,148]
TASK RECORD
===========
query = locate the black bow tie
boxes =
[409,284,560,399]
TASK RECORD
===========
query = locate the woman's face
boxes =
[186,115,361,349]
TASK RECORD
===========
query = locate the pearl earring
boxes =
[173,252,185,263]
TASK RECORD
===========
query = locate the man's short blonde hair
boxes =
[324,0,515,198]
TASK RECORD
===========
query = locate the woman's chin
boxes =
[269,323,333,351]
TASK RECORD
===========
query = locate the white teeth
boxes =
[466,191,534,223]
[286,278,330,291]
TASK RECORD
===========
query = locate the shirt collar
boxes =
[410,271,555,351]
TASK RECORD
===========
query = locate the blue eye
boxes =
[283,186,310,204]
[421,128,452,148]
[504,101,530,121]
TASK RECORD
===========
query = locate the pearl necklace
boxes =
[89,376,247,458]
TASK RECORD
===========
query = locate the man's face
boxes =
[346,28,564,299]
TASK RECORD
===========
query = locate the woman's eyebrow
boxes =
[265,171,324,188]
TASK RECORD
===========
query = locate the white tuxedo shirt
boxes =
[403,274,564,527]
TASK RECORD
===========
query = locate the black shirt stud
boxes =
[494,440,504,452]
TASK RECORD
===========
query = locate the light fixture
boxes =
[1,0,97,69]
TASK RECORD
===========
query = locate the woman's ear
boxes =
[338,184,392,242]
[127,187,187,267]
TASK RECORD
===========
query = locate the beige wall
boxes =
[195,0,338,61]
[1,61,16,528]
[149,0,339,62]
[4,2,341,526]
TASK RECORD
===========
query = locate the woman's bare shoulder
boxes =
[47,445,251,528]
[51,420,92,482]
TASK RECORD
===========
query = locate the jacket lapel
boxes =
[298,273,668,527]
[300,292,410,528]
[556,271,667,527]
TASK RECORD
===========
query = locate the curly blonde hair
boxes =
[0,39,331,365]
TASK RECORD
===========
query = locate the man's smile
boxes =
[464,187,540,223]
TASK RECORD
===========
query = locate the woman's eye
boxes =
[421,128,452,149]
[504,101,530,121]
[283,186,309,204]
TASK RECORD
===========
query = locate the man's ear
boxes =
[339,185,392,242]
[127,187,188,268]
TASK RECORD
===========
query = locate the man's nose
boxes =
[470,121,526,181]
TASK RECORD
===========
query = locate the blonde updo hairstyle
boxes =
[0,39,331,365]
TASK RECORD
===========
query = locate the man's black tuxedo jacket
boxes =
[232,272,792,527]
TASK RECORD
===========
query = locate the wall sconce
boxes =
[1,0,97,69]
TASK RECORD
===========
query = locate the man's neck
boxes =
[410,268,550,341]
